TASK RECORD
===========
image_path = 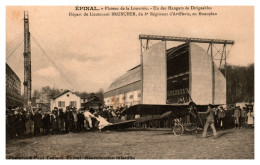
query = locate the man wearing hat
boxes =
[43,111,51,135]
[72,108,78,132]
[64,108,70,132]
[233,106,241,128]
[217,106,226,129]
[25,109,34,136]
[7,109,16,138]
[57,108,64,132]
[77,109,85,131]
[33,109,42,136]
[240,107,247,128]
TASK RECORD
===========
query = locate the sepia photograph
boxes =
[5,6,254,159]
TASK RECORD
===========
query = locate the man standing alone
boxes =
[202,104,217,138]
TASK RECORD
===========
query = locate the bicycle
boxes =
[172,118,197,135]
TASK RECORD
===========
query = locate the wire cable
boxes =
[6,39,23,60]
[31,34,78,90]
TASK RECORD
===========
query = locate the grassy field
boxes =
[6,128,254,159]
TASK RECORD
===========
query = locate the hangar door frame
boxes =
[139,34,234,105]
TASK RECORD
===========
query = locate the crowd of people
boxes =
[211,105,254,129]
[6,106,128,139]
[6,103,254,139]
[201,104,254,138]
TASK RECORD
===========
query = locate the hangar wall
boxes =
[190,43,226,104]
[190,43,213,104]
[142,41,167,104]
[213,63,226,104]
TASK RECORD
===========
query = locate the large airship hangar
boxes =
[104,35,234,108]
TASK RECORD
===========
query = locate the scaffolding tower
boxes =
[23,11,32,107]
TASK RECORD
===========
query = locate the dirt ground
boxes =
[6,128,254,159]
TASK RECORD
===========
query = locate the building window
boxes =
[117,98,119,101]
[58,101,65,107]
[67,94,69,97]
[70,101,77,107]
[129,95,134,99]
[138,93,141,97]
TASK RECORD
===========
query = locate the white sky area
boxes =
[6,6,254,93]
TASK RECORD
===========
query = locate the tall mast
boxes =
[23,11,32,107]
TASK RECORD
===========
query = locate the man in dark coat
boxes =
[72,108,78,132]
[43,112,51,135]
[64,108,70,132]
[50,111,57,134]
[69,108,74,132]
[64,107,74,132]
[33,109,42,136]
[102,108,109,121]
[15,111,25,137]
[77,110,85,131]
[58,108,65,132]
[7,110,16,138]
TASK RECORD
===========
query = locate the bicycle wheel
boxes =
[172,124,184,136]
[185,123,197,132]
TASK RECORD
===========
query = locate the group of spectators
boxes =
[6,103,254,139]
[201,104,254,138]
[6,105,127,139]
[210,105,254,129]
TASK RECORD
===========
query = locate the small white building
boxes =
[50,90,81,111]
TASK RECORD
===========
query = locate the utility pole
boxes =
[23,11,32,107]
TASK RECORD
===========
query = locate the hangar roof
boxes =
[106,65,141,92]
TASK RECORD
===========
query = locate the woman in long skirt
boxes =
[247,110,254,128]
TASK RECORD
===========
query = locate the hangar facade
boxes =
[104,35,234,108]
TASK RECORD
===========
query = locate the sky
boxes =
[6,6,254,93]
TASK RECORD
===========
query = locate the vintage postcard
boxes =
[5,5,254,159]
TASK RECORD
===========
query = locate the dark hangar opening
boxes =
[167,43,190,104]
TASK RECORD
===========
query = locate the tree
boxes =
[226,63,254,104]
[33,89,41,98]
[35,86,62,100]
[95,88,104,101]
[80,92,89,99]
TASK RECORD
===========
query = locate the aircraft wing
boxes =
[101,120,136,130]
